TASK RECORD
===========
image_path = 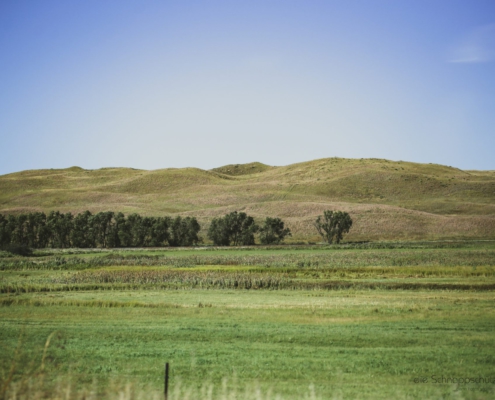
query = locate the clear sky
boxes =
[1,0,494,175]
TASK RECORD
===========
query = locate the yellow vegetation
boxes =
[1,158,494,240]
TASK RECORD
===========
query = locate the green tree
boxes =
[11,214,28,245]
[108,212,125,248]
[169,216,200,246]
[71,211,94,248]
[116,213,133,247]
[140,217,155,247]
[91,212,114,247]
[46,211,73,248]
[127,214,145,247]
[148,217,171,247]
[207,218,230,246]
[259,217,291,245]
[24,213,38,247]
[30,212,48,248]
[314,210,352,244]
[0,214,10,247]
[34,213,50,248]
[208,211,258,246]
[5,215,17,245]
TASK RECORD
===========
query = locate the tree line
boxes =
[207,212,291,246]
[207,210,353,245]
[0,209,352,249]
[0,211,200,248]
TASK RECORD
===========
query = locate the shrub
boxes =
[3,244,33,257]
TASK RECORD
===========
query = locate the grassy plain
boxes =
[1,157,495,240]
[1,243,495,399]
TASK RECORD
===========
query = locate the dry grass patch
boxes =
[1,157,495,240]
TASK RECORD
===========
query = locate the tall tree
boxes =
[108,212,125,248]
[11,214,28,245]
[149,217,171,247]
[259,217,291,245]
[207,218,230,246]
[24,212,48,248]
[0,214,10,247]
[35,213,50,248]
[71,211,94,248]
[207,211,258,246]
[91,212,114,247]
[127,214,145,247]
[314,210,353,244]
[116,213,133,247]
[169,216,200,246]
[46,211,73,248]
[140,217,155,247]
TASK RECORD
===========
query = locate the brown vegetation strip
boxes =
[1,281,494,294]
[0,297,181,308]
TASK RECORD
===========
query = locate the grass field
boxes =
[1,243,495,399]
[1,157,495,241]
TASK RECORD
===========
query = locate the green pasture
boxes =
[1,243,495,399]
[28,240,495,257]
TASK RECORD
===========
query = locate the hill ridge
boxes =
[1,157,494,241]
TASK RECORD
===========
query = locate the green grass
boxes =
[1,291,495,399]
[1,244,495,399]
[4,247,495,274]
[1,157,494,241]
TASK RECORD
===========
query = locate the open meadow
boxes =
[1,242,495,399]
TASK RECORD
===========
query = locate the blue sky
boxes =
[1,0,494,174]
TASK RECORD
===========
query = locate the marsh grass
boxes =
[0,297,182,308]
[2,254,495,293]
[3,246,495,271]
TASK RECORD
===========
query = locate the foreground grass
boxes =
[1,244,495,399]
[1,290,495,399]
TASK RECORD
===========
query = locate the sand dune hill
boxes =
[1,158,494,240]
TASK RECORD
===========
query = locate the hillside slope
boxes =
[1,158,494,241]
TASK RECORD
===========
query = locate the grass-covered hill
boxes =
[1,158,494,241]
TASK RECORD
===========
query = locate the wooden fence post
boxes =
[164,362,169,400]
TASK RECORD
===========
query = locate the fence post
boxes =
[164,362,169,400]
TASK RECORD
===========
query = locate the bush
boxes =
[3,244,33,257]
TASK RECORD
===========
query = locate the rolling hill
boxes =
[1,158,494,241]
